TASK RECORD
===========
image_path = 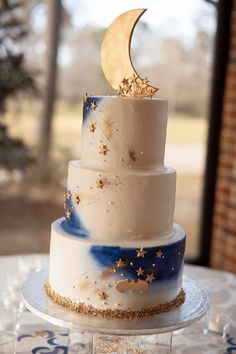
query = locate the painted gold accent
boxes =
[101,9,159,97]
[116,259,126,268]
[102,112,112,140]
[136,247,147,258]
[146,272,156,283]
[99,144,109,155]
[45,282,185,319]
[116,279,148,293]
[156,250,163,258]
[136,267,144,276]
[101,268,116,277]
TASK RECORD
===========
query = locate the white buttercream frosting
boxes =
[81,96,168,170]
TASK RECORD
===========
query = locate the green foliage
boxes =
[0,0,36,170]
[0,123,34,170]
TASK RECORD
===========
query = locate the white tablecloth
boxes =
[0,254,236,353]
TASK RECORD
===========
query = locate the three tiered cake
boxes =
[45,9,186,319]
[46,94,186,319]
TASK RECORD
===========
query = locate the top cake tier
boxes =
[81,96,168,170]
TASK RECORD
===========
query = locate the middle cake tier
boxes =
[63,161,176,241]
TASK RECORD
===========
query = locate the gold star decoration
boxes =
[88,123,96,133]
[146,272,156,283]
[96,179,104,189]
[74,195,81,205]
[155,250,163,258]
[136,248,147,258]
[99,144,109,155]
[116,259,126,268]
[117,73,159,98]
[121,77,129,86]
[65,209,72,219]
[98,291,108,300]
[91,101,97,110]
[63,202,67,209]
[83,93,88,103]
[136,267,144,276]
[66,190,72,199]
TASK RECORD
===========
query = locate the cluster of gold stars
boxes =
[83,93,97,110]
[118,74,159,98]
[136,268,156,283]
[99,144,109,155]
[135,248,164,259]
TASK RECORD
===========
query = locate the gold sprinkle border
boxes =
[44,281,185,320]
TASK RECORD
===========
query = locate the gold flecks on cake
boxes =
[99,144,109,155]
[136,248,147,258]
[88,123,96,132]
[83,93,89,103]
[44,282,185,319]
[74,195,81,205]
[156,250,163,258]
[129,149,136,162]
[98,291,108,300]
[115,259,126,268]
[136,267,144,276]
[145,272,156,284]
[91,101,97,110]
[115,279,148,293]
[118,74,159,98]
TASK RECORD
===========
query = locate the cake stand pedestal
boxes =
[21,271,208,353]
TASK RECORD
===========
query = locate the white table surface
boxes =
[0,254,236,353]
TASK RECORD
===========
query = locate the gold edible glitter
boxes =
[44,282,185,320]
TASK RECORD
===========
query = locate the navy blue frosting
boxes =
[90,236,186,284]
[83,96,103,125]
[62,191,90,238]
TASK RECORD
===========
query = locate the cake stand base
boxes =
[21,271,208,353]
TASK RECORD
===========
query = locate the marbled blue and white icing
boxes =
[49,220,185,310]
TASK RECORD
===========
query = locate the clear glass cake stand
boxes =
[21,271,208,353]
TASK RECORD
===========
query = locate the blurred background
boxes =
[0,0,217,258]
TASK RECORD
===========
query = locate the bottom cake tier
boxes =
[47,220,186,319]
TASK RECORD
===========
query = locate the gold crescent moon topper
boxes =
[101,9,159,98]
